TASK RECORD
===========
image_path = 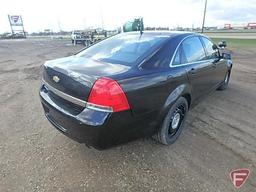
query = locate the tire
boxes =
[155,97,188,145]
[218,70,231,90]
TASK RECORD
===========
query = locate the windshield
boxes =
[76,33,169,65]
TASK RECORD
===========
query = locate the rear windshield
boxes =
[76,33,169,65]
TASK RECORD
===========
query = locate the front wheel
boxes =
[155,97,188,145]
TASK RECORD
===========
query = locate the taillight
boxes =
[87,77,130,112]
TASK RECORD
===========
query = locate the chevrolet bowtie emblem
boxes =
[53,76,60,83]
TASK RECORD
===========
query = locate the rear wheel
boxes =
[218,70,231,90]
[155,97,188,145]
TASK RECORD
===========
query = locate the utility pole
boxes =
[20,16,26,37]
[58,19,62,32]
[8,15,14,34]
[201,0,207,33]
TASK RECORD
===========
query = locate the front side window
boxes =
[76,33,169,66]
[181,36,206,63]
[201,37,219,59]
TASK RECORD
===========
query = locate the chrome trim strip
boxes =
[42,80,87,107]
[86,103,113,113]
[170,59,214,68]
[42,80,113,113]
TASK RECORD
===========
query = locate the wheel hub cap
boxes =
[171,113,181,129]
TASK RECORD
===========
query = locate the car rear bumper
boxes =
[40,85,156,149]
[40,91,106,148]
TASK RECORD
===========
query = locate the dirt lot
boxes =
[0,38,255,192]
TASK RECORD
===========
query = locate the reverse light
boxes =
[88,78,130,112]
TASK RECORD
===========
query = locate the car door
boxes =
[172,36,216,101]
[200,36,227,86]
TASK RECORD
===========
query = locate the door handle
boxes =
[212,62,217,68]
[189,68,197,74]
[167,75,173,80]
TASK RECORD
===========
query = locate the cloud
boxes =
[207,0,256,23]
[0,0,255,32]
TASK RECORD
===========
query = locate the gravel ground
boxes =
[0,38,255,192]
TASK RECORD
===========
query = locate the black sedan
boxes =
[40,31,232,149]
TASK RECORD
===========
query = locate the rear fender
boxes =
[154,83,191,132]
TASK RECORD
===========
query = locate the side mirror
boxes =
[218,40,227,48]
[212,44,218,50]
[222,52,231,60]
[211,44,221,61]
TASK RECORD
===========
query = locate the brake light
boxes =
[88,77,130,112]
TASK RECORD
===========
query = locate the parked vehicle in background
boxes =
[71,30,87,45]
[40,31,232,149]
[12,32,26,39]
[0,32,26,39]
[0,32,13,39]
[71,29,107,46]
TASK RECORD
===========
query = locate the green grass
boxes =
[212,38,256,47]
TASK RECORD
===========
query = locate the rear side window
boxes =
[181,36,206,63]
[201,37,219,59]
[142,41,173,69]
[172,46,187,66]
[172,48,181,65]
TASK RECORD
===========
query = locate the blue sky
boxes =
[0,0,256,33]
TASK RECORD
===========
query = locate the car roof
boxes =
[123,30,195,38]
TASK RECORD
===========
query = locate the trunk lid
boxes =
[43,56,130,100]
